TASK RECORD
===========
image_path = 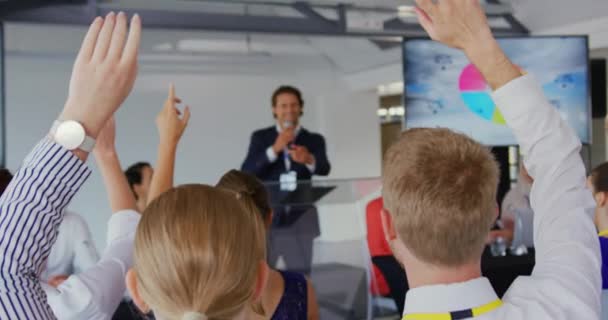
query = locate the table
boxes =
[481,247,535,297]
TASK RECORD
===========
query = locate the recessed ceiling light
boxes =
[397,5,416,17]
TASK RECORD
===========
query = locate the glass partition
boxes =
[263,178,395,319]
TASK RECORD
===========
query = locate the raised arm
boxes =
[492,66,601,318]
[0,12,141,319]
[46,117,141,319]
[416,0,601,317]
[146,84,190,205]
[60,12,141,162]
[94,117,137,213]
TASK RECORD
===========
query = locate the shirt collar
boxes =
[403,277,498,316]
[276,123,302,135]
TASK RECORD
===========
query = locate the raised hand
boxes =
[415,0,492,51]
[156,84,191,145]
[414,0,520,90]
[272,128,296,154]
[147,84,191,205]
[60,12,142,139]
[289,145,314,165]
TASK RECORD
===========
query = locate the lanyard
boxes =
[403,299,503,320]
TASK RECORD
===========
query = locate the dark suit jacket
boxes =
[241,126,331,182]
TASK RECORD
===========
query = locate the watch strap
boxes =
[80,135,96,153]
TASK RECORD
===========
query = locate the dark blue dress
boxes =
[271,271,308,320]
[600,236,608,289]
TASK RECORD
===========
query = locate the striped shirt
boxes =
[0,138,90,319]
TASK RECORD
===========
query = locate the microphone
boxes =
[283,121,295,149]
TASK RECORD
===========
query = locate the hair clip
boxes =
[182,311,207,320]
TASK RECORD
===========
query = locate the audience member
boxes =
[587,162,608,289]
[111,84,190,320]
[0,168,12,193]
[44,117,141,319]
[0,12,142,319]
[217,169,320,320]
[124,86,271,319]
[125,162,153,212]
[42,211,100,286]
[489,164,534,248]
[366,197,408,314]
[128,185,267,320]
[380,1,601,319]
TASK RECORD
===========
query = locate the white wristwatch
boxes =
[50,120,96,152]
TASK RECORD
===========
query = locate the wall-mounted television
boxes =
[403,36,590,145]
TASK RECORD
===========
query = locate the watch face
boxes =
[55,121,86,150]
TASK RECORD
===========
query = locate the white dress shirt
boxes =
[265,124,316,173]
[44,210,140,320]
[403,75,602,319]
[0,138,141,320]
[41,211,100,282]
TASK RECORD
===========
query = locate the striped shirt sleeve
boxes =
[0,138,91,319]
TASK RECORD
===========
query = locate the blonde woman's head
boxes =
[126,184,268,320]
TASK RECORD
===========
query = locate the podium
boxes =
[264,178,392,320]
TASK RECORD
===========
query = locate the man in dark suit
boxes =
[241,85,330,181]
[241,85,331,275]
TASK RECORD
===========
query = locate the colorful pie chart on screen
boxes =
[459,64,506,125]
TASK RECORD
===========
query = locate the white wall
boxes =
[534,16,608,50]
[317,80,381,179]
[4,55,382,250]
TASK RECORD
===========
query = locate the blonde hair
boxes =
[382,128,499,266]
[134,184,267,319]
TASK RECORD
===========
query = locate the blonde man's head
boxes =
[382,128,499,267]
[129,184,267,319]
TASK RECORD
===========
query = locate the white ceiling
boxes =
[5,0,608,77]
[511,0,608,31]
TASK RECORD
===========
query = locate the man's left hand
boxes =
[289,145,315,165]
